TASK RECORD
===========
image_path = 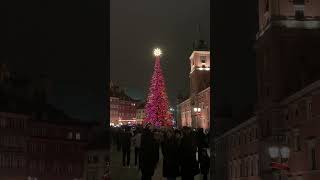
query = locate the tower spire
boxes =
[197,24,201,40]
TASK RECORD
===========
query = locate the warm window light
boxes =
[205,67,210,71]
[199,67,204,70]
[153,48,162,57]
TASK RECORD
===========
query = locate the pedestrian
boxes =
[179,127,198,180]
[161,128,180,180]
[132,127,142,168]
[121,126,132,167]
[140,123,158,180]
[116,128,122,152]
[199,148,210,180]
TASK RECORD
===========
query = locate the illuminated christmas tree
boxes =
[144,48,172,127]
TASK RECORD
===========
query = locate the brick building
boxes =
[177,40,211,130]
[215,1,320,180]
[109,82,137,126]
[0,65,96,180]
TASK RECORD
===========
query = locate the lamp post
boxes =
[193,107,201,128]
[268,145,291,180]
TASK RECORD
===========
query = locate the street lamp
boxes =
[268,145,291,180]
[193,107,201,113]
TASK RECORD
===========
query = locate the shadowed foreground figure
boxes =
[161,128,180,180]
[139,124,159,180]
[121,127,131,167]
[180,127,198,180]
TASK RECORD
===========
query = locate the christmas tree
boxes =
[144,48,172,127]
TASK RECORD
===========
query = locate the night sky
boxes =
[110,0,210,106]
[3,0,258,126]
[212,1,258,123]
[3,0,106,121]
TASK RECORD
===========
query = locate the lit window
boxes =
[76,133,81,140]
[311,146,317,170]
[200,56,206,63]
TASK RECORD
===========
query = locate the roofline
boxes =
[198,87,210,95]
[281,80,320,105]
[177,98,191,107]
[189,51,210,60]
[215,116,257,141]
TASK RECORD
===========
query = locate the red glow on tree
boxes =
[144,56,172,127]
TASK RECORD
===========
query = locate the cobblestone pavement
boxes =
[110,145,208,180]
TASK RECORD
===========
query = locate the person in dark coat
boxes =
[116,128,122,152]
[161,128,180,180]
[140,124,158,180]
[179,127,198,180]
[199,148,210,180]
[121,127,132,167]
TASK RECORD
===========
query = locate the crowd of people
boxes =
[111,123,210,180]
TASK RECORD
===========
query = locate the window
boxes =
[93,156,99,163]
[200,56,206,63]
[265,0,269,12]
[76,133,81,140]
[68,164,73,174]
[294,134,301,151]
[68,132,73,139]
[0,119,6,128]
[266,87,270,97]
[309,102,312,111]
[295,7,304,20]
[311,146,317,170]
[251,159,254,176]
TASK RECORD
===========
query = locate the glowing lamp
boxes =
[280,146,290,159]
[268,146,280,159]
[153,48,162,57]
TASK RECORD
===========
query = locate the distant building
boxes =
[177,40,210,130]
[215,1,320,180]
[0,66,97,180]
[83,127,110,180]
[135,102,145,125]
[109,82,137,126]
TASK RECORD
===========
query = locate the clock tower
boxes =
[189,40,210,128]
[189,40,210,96]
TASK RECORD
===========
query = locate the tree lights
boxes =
[144,48,172,127]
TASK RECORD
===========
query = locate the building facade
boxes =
[215,1,320,180]
[109,82,137,126]
[83,128,110,180]
[0,67,95,180]
[135,102,145,125]
[177,40,211,130]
